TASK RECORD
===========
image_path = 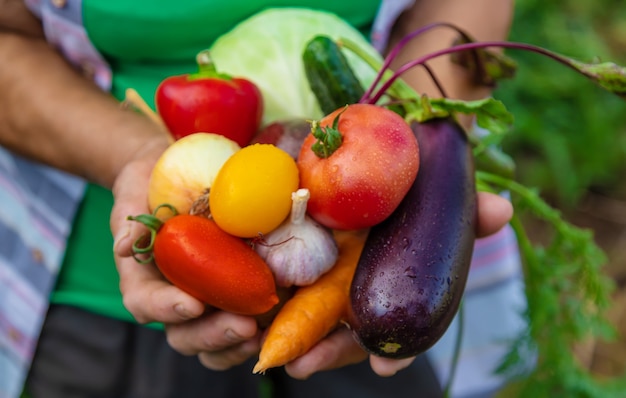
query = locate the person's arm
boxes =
[0,3,170,189]
[0,3,265,364]
[387,0,515,102]
[1,0,43,36]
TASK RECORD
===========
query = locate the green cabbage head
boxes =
[209,8,382,124]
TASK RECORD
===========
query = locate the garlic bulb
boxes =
[255,188,338,287]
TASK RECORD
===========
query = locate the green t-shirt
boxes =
[52,0,381,324]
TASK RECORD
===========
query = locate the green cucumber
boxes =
[302,35,365,114]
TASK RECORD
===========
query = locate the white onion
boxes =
[148,133,240,219]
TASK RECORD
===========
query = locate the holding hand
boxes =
[111,148,513,375]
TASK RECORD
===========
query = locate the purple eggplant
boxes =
[347,118,477,359]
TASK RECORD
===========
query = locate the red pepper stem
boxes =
[196,50,218,75]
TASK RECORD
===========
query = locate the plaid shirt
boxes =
[0,149,85,398]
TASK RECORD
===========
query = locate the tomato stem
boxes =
[127,204,178,264]
[310,107,345,158]
[196,50,218,74]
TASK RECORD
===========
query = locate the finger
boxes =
[369,356,415,377]
[197,337,262,371]
[475,191,513,238]
[116,255,205,324]
[165,311,259,356]
[111,160,204,324]
[110,156,153,257]
[110,141,169,257]
[284,327,368,380]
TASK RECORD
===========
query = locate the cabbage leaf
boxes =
[209,8,382,123]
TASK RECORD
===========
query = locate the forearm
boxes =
[0,32,169,189]
[388,0,515,101]
[0,0,44,36]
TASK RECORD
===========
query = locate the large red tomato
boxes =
[297,104,419,230]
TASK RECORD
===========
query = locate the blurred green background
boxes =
[494,0,626,385]
[494,0,626,208]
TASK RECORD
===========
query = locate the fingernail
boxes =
[174,303,193,320]
[113,224,131,252]
[225,328,243,342]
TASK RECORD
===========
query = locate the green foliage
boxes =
[493,0,626,206]
[478,171,626,397]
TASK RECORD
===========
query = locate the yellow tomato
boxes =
[209,144,299,238]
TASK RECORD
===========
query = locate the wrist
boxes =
[104,111,172,190]
[386,0,514,101]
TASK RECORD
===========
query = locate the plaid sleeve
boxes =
[0,148,85,398]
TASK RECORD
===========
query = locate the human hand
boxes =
[110,136,263,370]
[111,142,512,374]
[283,191,513,379]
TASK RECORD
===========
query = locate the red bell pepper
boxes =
[156,51,263,147]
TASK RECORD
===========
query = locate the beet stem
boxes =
[361,22,471,103]
[421,63,449,98]
[367,41,602,104]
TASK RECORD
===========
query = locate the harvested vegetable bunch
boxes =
[156,50,263,147]
[137,9,626,395]
[128,205,279,316]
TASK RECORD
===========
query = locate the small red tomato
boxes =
[156,50,263,147]
[130,210,279,315]
[297,104,419,230]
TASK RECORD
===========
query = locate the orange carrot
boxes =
[252,229,367,374]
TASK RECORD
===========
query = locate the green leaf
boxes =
[569,60,626,98]
[476,171,624,397]
[428,97,515,135]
